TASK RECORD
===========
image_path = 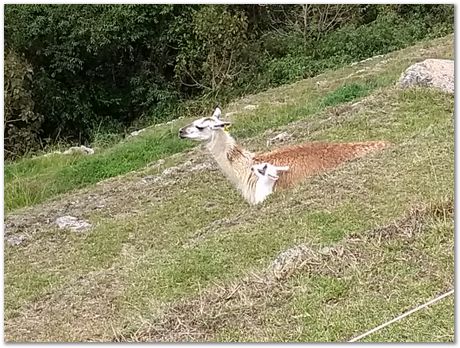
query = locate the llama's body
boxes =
[254,140,390,189]
[178,106,390,204]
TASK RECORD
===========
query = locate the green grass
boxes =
[4,35,454,342]
[5,127,193,211]
[321,82,377,107]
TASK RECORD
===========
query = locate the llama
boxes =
[178,106,390,203]
[251,163,289,204]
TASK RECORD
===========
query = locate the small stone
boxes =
[63,145,95,155]
[243,104,258,110]
[55,216,91,232]
[130,129,146,137]
[267,131,292,146]
[5,234,26,246]
[142,175,157,184]
[319,246,332,255]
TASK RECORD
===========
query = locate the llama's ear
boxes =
[276,165,290,172]
[212,106,222,119]
[211,120,231,130]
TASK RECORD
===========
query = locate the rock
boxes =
[269,244,320,280]
[130,129,146,137]
[55,216,91,232]
[142,160,195,184]
[267,131,292,146]
[5,234,27,246]
[399,59,454,94]
[63,145,95,155]
[142,175,156,183]
[243,104,258,110]
[163,160,193,176]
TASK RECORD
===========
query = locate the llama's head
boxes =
[178,106,231,141]
[251,163,289,182]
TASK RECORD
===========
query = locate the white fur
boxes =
[251,163,289,204]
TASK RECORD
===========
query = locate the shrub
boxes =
[4,49,43,159]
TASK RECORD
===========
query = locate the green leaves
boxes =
[4,49,43,159]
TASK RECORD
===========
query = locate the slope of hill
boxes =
[4,34,454,342]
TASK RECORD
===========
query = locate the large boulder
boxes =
[399,59,454,94]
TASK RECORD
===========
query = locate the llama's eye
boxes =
[196,125,205,130]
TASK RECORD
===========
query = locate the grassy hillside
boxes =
[4,34,454,342]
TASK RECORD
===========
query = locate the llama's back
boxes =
[254,140,391,189]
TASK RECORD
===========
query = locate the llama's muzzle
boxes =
[178,128,187,138]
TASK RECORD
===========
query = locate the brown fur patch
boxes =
[226,144,247,163]
[254,141,391,189]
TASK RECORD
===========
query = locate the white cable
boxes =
[348,289,454,342]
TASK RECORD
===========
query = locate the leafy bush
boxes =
[4,49,43,159]
[5,5,182,147]
[246,8,453,90]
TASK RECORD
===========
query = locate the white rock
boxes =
[399,59,454,94]
[267,131,291,146]
[63,145,95,155]
[5,234,26,246]
[130,129,146,137]
[243,104,258,110]
[55,216,91,232]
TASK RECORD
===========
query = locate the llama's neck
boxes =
[205,130,256,201]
